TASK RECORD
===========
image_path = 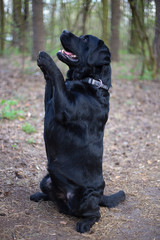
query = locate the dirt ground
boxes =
[0,55,160,240]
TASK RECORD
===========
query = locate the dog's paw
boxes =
[38,51,52,60]
[100,190,126,208]
[37,51,53,68]
[76,220,91,233]
[30,192,48,202]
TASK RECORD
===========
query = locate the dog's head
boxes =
[57,30,111,80]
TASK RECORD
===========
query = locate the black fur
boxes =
[30,30,125,233]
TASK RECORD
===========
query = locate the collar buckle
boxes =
[88,78,109,91]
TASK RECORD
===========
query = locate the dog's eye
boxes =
[82,36,88,42]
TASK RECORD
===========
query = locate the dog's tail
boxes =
[100,190,125,208]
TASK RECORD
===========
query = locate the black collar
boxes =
[82,77,110,92]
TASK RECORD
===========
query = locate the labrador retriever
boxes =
[30,30,125,233]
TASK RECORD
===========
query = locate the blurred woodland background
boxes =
[0,0,159,80]
[0,1,160,239]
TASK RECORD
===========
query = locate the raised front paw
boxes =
[76,220,91,233]
[37,51,54,76]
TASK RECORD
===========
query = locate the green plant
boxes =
[139,69,153,81]
[22,122,36,134]
[0,99,18,106]
[27,138,36,144]
[125,99,134,105]
[118,73,135,81]
[0,99,25,120]
[11,144,17,148]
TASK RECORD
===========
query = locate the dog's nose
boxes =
[62,30,70,34]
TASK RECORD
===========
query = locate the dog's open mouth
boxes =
[58,49,78,62]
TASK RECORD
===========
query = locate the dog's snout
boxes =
[62,30,70,35]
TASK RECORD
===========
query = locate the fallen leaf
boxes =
[147,160,152,165]
[15,171,24,179]
[115,176,120,179]
[60,221,67,225]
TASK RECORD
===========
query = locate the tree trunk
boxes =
[154,0,160,72]
[128,0,156,78]
[20,0,30,74]
[32,0,44,60]
[129,0,139,53]
[12,0,23,50]
[81,0,91,35]
[60,0,71,30]
[12,0,18,46]
[49,1,56,48]
[24,0,29,31]
[0,0,5,56]
[102,0,108,46]
[110,0,120,61]
[138,0,145,75]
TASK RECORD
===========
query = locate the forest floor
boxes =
[0,54,160,240]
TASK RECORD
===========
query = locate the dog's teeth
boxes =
[60,49,78,59]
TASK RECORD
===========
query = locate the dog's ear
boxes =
[88,40,111,67]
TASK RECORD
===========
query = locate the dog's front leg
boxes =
[76,216,100,233]
[37,51,68,111]
[76,195,101,233]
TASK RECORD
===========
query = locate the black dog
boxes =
[30,30,125,233]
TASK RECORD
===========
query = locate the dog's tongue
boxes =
[65,51,73,56]
[60,49,77,59]
[62,50,73,56]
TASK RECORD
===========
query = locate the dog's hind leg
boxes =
[99,190,125,208]
[30,192,48,202]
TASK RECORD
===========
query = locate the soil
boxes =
[0,55,160,240]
